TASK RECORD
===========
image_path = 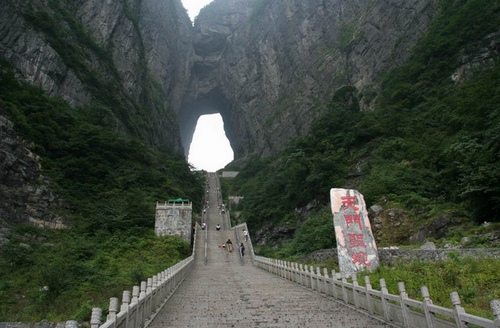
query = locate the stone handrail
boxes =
[68,226,199,328]
[155,201,191,208]
[253,256,500,328]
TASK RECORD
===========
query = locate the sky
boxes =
[181,0,213,22]
[187,114,234,172]
[180,1,234,172]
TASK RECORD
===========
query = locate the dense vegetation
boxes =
[0,58,204,321]
[22,0,179,143]
[228,0,500,254]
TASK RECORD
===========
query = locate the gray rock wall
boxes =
[155,203,192,244]
[0,0,192,231]
[180,0,440,160]
[0,114,68,231]
[0,0,192,150]
[301,248,500,266]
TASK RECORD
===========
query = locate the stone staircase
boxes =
[147,174,391,328]
[148,227,390,327]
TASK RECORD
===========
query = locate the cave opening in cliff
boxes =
[188,113,233,172]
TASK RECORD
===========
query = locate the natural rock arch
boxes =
[178,87,234,159]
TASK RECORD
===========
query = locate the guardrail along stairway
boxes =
[86,173,499,328]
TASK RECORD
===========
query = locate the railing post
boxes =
[352,274,359,309]
[132,285,140,304]
[65,320,78,328]
[364,276,373,314]
[398,282,410,327]
[421,286,436,328]
[160,271,166,300]
[491,299,500,327]
[380,278,390,321]
[172,265,178,288]
[304,265,310,288]
[299,264,304,286]
[450,291,466,328]
[166,268,173,293]
[309,266,315,290]
[341,274,348,304]
[293,263,299,283]
[323,268,329,295]
[331,270,339,299]
[147,278,153,293]
[121,290,131,312]
[140,281,147,299]
[315,267,321,292]
[153,275,158,289]
[90,308,102,328]
[152,275,158,309]
[107,297,119,322]
[145,277,153,319]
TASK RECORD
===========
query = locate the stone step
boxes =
[149,231,390,327]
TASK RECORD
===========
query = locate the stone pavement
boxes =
[148,173,391,327]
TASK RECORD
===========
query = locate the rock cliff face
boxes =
[0,111,68,234]
[0,0,192,149]
[0,0,441,162]
[0,0,441,229]
[179,0,440,160]
[0,0,192,229]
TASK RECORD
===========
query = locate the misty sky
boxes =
[181,0,213,22]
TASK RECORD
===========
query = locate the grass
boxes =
[303,254,500,319]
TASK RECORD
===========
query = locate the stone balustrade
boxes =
[55,222,500,328]
[253,256,500,328]
[66,227,198,328]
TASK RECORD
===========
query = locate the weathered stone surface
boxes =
[451,31,500,82]
[0,0,192,231]
[0,4,90,108]
[330,188,379,273]
[409,213,456,244]
[369,204,418,245]
[420,241,437,250]
[254,222,296,246]
[0,0,192,150]
[0,0,465,234]
[155,201,192,243]
[0,113,68,236]
[179,0,440,160]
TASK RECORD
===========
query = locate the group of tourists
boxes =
[203,174,249,258]
[221,238,245,256]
